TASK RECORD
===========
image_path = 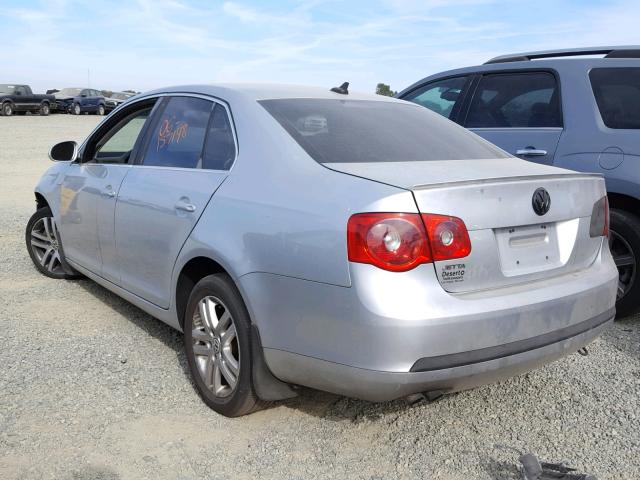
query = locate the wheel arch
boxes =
[175,255,231,330]
[35,192,49,210]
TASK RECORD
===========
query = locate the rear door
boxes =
[114,95,237,308]
[463,71,563,165]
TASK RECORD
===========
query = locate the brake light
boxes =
[421,214,472,261]
[347,213,471,272]
[589,196,609,238]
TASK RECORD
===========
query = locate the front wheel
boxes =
[72,103,81,115]
[40,103,50,116]
[25,207,80,279]
[97,104,105,116]
[183,274,261,417]
[2,102,13,116]
[609,209,640,317]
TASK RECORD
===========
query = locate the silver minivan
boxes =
[26,84,618,416]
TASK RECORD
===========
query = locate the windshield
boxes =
[110,92,129,100]
[0,84,16,94]
[55,88,83,98]
[260,99,508,164]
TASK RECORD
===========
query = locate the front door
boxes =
[463,71,563,165]
[59,99,158,277]
[115,96,236,308]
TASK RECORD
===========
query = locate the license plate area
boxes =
[495,222,561,277]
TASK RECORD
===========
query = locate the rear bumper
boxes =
[240,244,618,401]
[263,310,613,402]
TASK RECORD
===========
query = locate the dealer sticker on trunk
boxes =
[441,263,466,284]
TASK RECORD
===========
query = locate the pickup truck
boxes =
[0,84,56,116]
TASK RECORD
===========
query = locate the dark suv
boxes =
[54,88,106,115]
[398,46,640,316]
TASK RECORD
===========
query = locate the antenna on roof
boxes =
[331,82,349,95]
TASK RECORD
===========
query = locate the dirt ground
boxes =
[1,115,639,480]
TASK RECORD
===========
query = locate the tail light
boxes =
[589,196,609,238]
[347,212,471,272]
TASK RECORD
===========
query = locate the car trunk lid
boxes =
[326,158,606,293]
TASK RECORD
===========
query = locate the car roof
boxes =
[140,83,407,103]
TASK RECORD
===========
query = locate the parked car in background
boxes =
[26,84,617,416]
[398,45,640,316]
[102,91,134,112]
[0,84,55,116]
[54,88,106,115]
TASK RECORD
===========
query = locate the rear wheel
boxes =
[2,102,13,116]
[25,207,80,279]
[183,274,261,417]
[609,209,640,317]
[40,103,50,116]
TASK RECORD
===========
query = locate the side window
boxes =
[141,96,213,169]
[590,68,640,129]
[202,104,236,170]
[89,105,153,164]
[402,76,469,119]
[465,72,562,128]
[15,86,26,96]
[81,89,88,97]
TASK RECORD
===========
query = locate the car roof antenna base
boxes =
[331,82,349,95]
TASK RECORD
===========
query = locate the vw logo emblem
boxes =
[532,188,551,216]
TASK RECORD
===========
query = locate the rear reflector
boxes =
[589,196,609,238]
[347,212,471,272]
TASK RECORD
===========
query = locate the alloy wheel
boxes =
[609,229,636,300]
[191,296,240,398]
[29,216,65,275]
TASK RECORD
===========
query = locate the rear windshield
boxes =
[259,99,508,163]
[590,68,640,129]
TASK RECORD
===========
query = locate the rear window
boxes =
[590,68,640,129]
[259,99,508,164]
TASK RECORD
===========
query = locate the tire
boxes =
[183,274,261,417]
[72,103,81,115]
[609,209,640,317]
[25,207,80,280]
[2,102,13,116]
[97,104,105,116]
[40,103,50,116]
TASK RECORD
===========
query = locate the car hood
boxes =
[323,158,579,190]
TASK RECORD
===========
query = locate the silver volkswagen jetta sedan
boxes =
[26,84,618,417]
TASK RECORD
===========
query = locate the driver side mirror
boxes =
[49,141,78,162]
[81,93,87,97]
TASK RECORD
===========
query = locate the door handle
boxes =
[175,201,196,213]
[516,148,547,156]
[102,187,116,198]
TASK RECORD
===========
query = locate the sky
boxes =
[1,0,639,94]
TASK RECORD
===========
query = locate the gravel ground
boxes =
[1,115,639,480]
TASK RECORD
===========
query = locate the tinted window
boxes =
[402,76,468,119]
[590,68,640,129]
[466,72,561,128]
[91,107,152,164]
[202,105,236,170]
[142,96,213,169]
[260,99,508,164]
